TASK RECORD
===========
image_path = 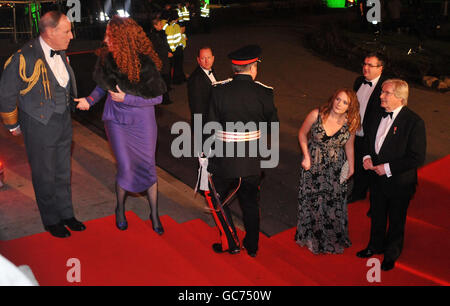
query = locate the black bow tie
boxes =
[208,70,213,75]
[362,79,372,87]
[382,111,393,119]
[50,49,61,57]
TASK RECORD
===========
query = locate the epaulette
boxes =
[255,81,273,90]
[3,49,21,70]
[212,78,233,86]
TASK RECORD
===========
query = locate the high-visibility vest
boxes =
[200,3,210,18]
[181,33,187,49]
[176,8,183,20]
[165,22,184,52]
[161,19,168,30]
[182,6,190,22]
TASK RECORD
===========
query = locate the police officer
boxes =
[0,12,85,238]
[205,45,278,257]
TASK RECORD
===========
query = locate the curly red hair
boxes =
[320,88,361,134]
[102,16,162,83]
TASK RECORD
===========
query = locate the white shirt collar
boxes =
[366,74,381,87]
[391,105,403,120]
[39,36,54,58]
[383,105,403,121]
[201,67,212,75]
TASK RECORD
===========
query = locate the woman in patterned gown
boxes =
[296,88,360,254]
[75,16,166,234]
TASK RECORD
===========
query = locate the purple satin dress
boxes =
[88,86,162,193]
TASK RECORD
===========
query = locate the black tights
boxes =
[115,182,161,228]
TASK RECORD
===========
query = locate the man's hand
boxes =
[74,97,90,110]
[363,157,374,170]
[373,164,387,176]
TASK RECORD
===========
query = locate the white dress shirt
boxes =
[201,67,216,84]
[364,106,403,177]
[39,36,69,88]
[356,75,381,137]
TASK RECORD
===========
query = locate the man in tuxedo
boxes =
[0,11,86,238]
[356,79,426,271]
[187,46,217,127]
[349,52,386,204]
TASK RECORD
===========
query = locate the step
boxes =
[1,212,213,286]
[271,205,440,285]
[180,218,292,286]
[409,156,450,230]
[144,216,256,286]
[233,227,319,285]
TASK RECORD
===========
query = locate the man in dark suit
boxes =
[349,52,386,204]
[187,46,217,126]
[150,17,173,105]
[205,45,278,258]
[356,79,426,271]
[0,11,86,238]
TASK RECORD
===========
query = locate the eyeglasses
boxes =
[362,63,382,68]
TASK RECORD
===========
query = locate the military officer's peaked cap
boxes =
[228,45,262,65]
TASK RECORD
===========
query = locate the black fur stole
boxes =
[93,52,166,99]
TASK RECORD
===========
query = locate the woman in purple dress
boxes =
[75,16,166,234]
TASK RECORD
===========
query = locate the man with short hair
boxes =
[0,11,86,238]
[205,45,278,258]
[187,46,217,126]
[349,52,386,204]
[356,79,426,271]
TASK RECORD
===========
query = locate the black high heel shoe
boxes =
[150,214,164,235]
[115,208,128,231]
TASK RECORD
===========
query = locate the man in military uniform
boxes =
[0,11,86,238]
[205,45,278,257]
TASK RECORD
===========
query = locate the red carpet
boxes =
[0,156,449,286]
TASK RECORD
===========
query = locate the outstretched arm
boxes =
[75,86,107,111]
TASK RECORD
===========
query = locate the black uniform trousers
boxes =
[207,175,261,253]
[19,109,74,226]
[368,181,413,262]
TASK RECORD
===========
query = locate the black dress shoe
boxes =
[356,248,382,258]
[212,243,240,255]
[44,224,71,238]
[241,245,257,257]
[150,214,164,235]
[381,259,396,271]
[62,217,86,231]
